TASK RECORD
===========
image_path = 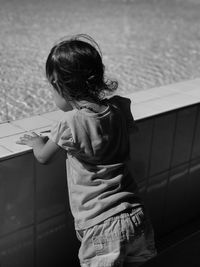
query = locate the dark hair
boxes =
[46,34,118,102]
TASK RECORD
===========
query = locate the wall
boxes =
[130,104,200,238]
[0,79,200,266]
[0,150,80,267]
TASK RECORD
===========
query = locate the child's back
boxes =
[17,34,157,267]
[50,95,141,230]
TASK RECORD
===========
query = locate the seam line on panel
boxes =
[140,156,200,181]
[188,105,200,165]
[33,157,37,267]
[161,110,178,229]
[36,211,67,225]
[0,223,35,240]
[143,117,155,202]
[182,104,200,220]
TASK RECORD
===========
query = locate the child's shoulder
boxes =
[107,95,131,107]
[106,95,132,114]
[107,95,137,132]
[51,109,77,131]
[50,109,77,140]
[59,109,78,123]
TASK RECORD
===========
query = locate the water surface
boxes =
[1,0,200,121]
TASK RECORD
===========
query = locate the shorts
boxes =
[76,207,157,267]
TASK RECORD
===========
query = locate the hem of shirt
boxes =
[74,202,142,230]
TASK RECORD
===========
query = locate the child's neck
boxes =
[75,98,107,113]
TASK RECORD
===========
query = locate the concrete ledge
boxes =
[0,78,200,160]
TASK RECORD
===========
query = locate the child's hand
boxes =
[16,132,58,164]
[16,132,45,148]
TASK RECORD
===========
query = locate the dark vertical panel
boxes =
[130,118,154,182]
[129,118,154,198]
[171,106,197,167]
[163,163,189,234]
[191,105,200,159]
[0,153,34,236]
[35,150,68,223]
[0,227,34,267]
[149,113,176,176]
[186,158,200,221]
[36,214,79,267]
[145,172,169,237]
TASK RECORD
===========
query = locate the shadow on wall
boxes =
[129,104,200,240]
[0,150,79,266]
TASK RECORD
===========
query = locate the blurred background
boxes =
[1,0,200,122]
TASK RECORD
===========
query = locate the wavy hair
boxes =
[46,34,118,102]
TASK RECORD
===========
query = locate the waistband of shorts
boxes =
[103,205,144,223]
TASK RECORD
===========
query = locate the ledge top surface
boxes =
[0,78,200,160]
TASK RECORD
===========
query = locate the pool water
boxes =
[1,0,200,121]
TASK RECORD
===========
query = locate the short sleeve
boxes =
[49,120,76,152]
[108,95,138,133]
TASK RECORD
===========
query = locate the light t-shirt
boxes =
[50,95,141,230]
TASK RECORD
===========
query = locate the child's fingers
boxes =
[16,135,31,144]
[16,139,28,145]
[23,132,37,137]
[23,134,32,139]
[31,132,38,136]
[19,132,38,140]
[16,132,40,146]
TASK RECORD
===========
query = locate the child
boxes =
[17,34,156,267]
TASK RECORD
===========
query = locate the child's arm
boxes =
[16,132,61,164]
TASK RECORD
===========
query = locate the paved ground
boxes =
[1,0,200,121]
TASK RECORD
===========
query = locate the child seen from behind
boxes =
[17,34,157,267]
